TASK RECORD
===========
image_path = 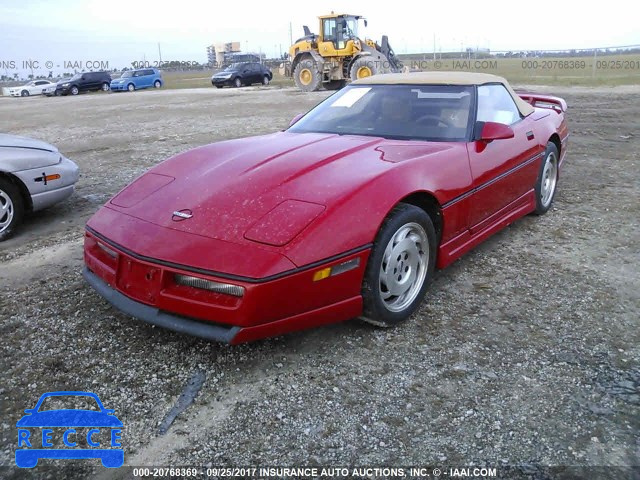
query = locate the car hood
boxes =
[0,134,58,152]
[16,410,123,427]
[106,131,453,245]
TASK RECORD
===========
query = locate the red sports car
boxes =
[83,72,568,344]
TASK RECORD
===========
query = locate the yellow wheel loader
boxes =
[288,13,402,92]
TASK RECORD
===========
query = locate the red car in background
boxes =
[83,72,568,344]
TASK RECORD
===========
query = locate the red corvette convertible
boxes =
[83,72,568,344]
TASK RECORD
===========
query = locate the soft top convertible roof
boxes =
[353,71,534,117]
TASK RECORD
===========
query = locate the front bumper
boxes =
[211,77,233,86]
[83,228,368,344]
[110,83,127,91]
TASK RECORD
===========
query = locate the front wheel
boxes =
[533,142,560,215]
[350,56,379,81]
[127,83,135,92]
[21,90,29,97]
[234,77,242,88]
[0,177,25,242]
[70,86,79,95]
[361,203,436,327]
[101,82,110,91]
[293,60,321,92]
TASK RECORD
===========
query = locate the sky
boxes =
[0,0,638,76]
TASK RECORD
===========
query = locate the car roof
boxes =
[352,71,534,116]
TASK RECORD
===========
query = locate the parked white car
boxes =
[7,80,57,97]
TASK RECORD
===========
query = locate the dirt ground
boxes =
[0,85,638,479]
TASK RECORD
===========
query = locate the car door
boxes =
[252,63,263,83]
[242,63,255,85]
[32,80,47,94]
[466,84,541,233]
[80,73,95,92]
[140,69,153,88]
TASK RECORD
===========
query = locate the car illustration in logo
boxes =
[16,391,123,468]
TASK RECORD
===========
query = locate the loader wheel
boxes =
[350,57,378,81]
[294,62,321,92]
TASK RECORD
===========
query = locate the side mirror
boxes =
[24,408,36,414]
[478,121,514,142]
[289,113,304,127]
[364,19,368,27]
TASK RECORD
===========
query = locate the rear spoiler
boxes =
[516,91,567,113]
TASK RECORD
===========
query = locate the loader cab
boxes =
[319,14,365,55]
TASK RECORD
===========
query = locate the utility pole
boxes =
[289,22,293,47]
[433,34,436,60]
[158,43,162,63]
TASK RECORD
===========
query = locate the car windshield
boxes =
[38,395,101,412]
[69,73,82,81]
[288,84,475,142]
[121,71,133,78]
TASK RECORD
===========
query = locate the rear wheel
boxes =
[350,56,378,81]
[293,61,321,92]
[361,203,436,327]
[262,75,270,86]
[127,83,135,92]
[0,177,25,241]
[534,142,559,215]
[215,85,223,89]
[154,80,161,88]
[101,82,110,91]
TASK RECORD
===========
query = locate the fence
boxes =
[398,44,640,85]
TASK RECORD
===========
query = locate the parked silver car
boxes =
[0,134,79,241]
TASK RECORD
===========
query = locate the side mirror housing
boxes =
[478,121,515,142]
[289,113,304,127]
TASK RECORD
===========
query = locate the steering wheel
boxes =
[415,114,454,128]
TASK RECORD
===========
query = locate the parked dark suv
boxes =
[211,62,273,88]
[56,71,112,96]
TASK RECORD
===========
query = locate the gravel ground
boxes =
[0,85,638,480]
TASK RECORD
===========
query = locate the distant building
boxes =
[206,42,242,66]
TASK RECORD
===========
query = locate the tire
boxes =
[127,83,135,92]
[0,177,25,242]
[350,56,378,81]
[325,80,346,91]
[154,80,161,88]
[215,85,223,89]
[361,203,436,327]
[234,77,242,88]
[21,90,29,97]
[533,142,560,215]
[70,85,79,95]
[262,75,270,86]
[293,60,321,92]
[101,82,110,91]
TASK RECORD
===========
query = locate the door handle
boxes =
[526,131,535,140]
